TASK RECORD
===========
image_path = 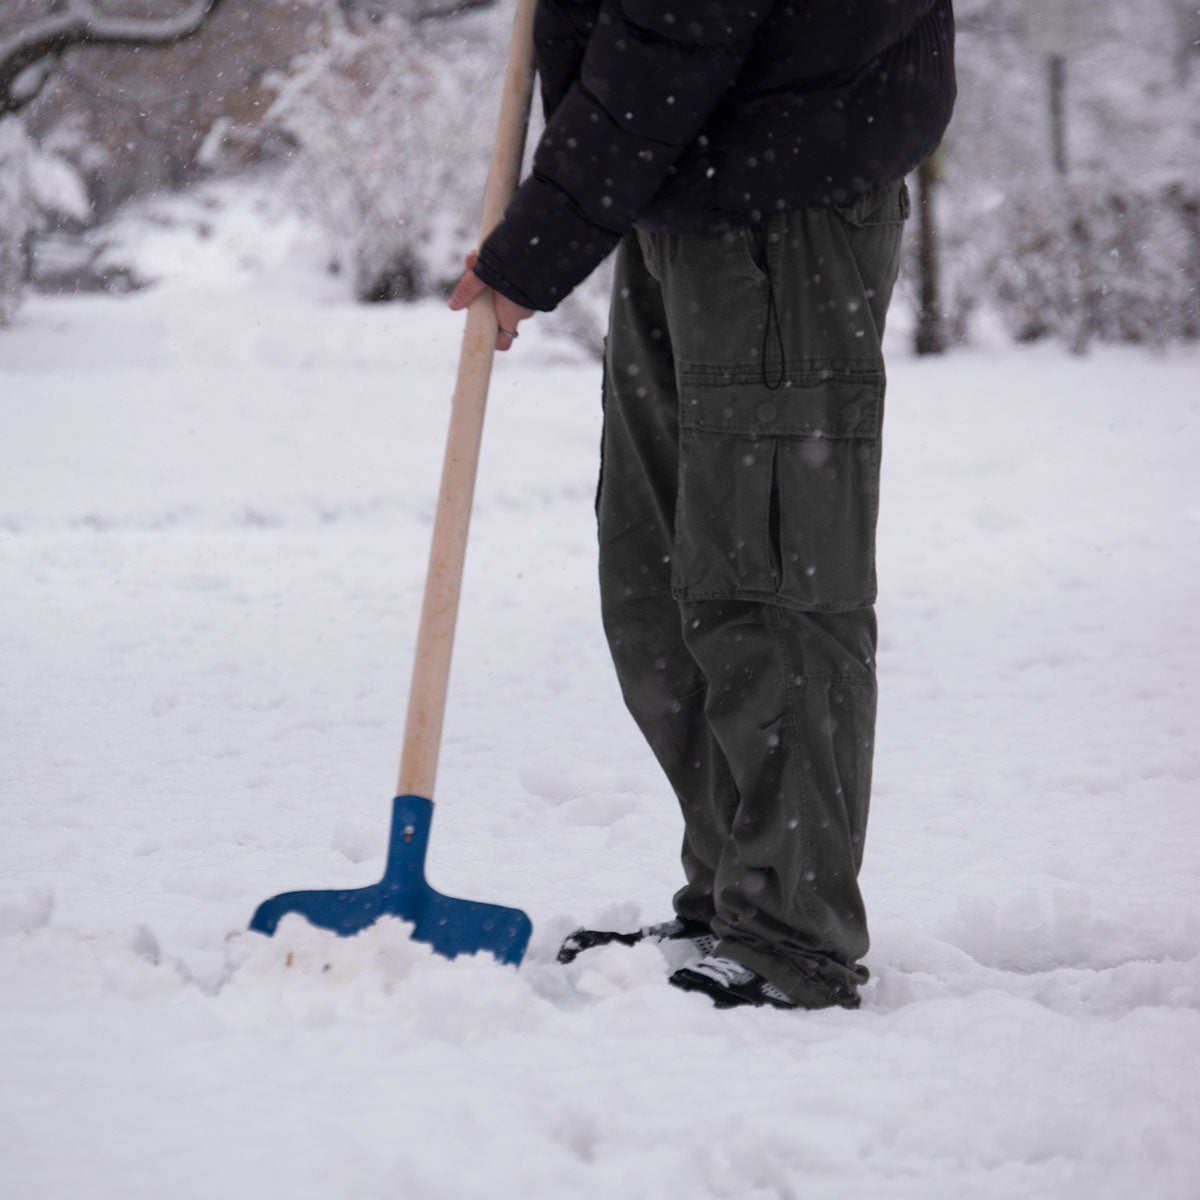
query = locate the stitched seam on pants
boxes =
[672,584,875,614]
[762,603,831,937]
[678,362,884,386]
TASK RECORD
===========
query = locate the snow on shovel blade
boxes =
[249,794,532,967]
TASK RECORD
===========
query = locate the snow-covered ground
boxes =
[2,189,1198,1199]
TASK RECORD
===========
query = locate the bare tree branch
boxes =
[411,0,496,21]
[337,0,495,22]
[0,0,228,116]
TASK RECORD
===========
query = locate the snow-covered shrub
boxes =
[902,174,1200,353]
[905,0,1200,350]
[0,119,33,324]
[989,180,1200,350]
[26,134,92,234]
[0,113,107,318]
[269,9,508,302]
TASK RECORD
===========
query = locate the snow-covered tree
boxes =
[0,0,228,322]
[268,6,507,302]
[0,0,228,118]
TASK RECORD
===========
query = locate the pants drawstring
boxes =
[761,252,786,390]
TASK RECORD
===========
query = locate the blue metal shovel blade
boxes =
[249,794,532,967]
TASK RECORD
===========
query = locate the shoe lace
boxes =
[691,956,795,1006]
[691,955,754,988]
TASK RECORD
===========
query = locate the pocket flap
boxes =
[678,368,882,439]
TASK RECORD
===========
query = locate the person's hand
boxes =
[448,251,534,352]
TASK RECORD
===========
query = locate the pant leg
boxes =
[597,232,735,928]
[681,600,876,1005]
[600,184,908,1007]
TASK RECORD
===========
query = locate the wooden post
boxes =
[1048,53,1068,176]
[914,147,946,356]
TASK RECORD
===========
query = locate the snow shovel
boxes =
[250,0,537,966]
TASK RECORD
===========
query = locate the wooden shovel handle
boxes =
[397,0,538,800]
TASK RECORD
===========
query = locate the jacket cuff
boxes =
[476,174,621,312]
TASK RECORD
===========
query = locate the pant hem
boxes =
[716,938,863,1010]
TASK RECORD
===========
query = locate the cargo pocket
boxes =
[672,367,882,612]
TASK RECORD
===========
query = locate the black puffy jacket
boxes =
[475,0,956,312]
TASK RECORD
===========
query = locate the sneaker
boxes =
[669,955,798,1010]
[557,917,716,965]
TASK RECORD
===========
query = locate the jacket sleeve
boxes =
[534,0,600,117]
[475,0,776,311]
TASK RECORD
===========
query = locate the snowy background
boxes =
[2,0,1200,1193]
[1,184,1198,1198]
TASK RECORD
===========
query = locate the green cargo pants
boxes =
[597,181,909,1008]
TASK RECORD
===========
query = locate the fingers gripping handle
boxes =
[397,0,537,801]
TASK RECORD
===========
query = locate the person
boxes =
[450,0,956,1009]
